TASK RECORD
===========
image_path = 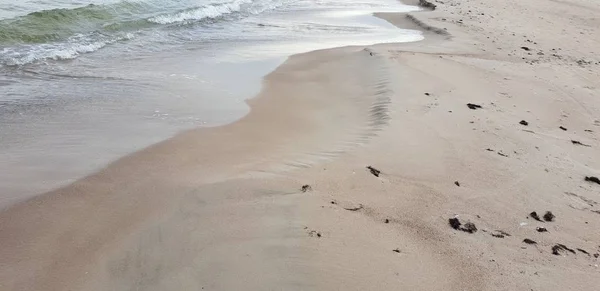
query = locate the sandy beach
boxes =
[1,0,600,290]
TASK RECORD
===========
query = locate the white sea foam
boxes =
[1,33,134,66]
[148,0,254,24]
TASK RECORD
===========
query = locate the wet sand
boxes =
[1,0,600,290]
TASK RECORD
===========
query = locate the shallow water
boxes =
[0,0,422,206]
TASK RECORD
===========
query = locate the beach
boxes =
[1,0,600,290]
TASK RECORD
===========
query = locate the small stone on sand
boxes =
[366,166,381,177]
[543,211,555,222]
[467,103,482,110]
[530,211,543,222]
[584,176,600,185]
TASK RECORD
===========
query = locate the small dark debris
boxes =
[344,204,364,212]
[369,52,373,56]
[498,152,508,157]
[366,166,381,177]
[584,176,600,185]
[330,201,336,205]
[552,244,576,255]
[454,181,460,187]
[521,46,531,51]
[486,148,494,152]
[523,238,537,245]
[462,222,478,233]
[577,248,590,255]
[308,230,322,238]
[519,120,529,126]
[594,253,599,258]
[449,218,461,230]
[424,92,430,96]
[448,217,477,233]
[530,211,543,222]
[301,185,312,192]
[491,233,505,238]
[467,103,482,110]
[495,230,511,237]
[385,219,390,224]
[571,140,591,147]
[585,129,593,132]
[393,248,401,253]
[536,227,548,232]
[559,126,567,131]
[543,211,555,222]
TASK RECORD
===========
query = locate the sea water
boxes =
[0,0,422,206]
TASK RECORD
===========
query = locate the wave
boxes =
[0,0,285,66]
[0,0,283,44]
[148,0,254,25]
[0,4,131,44]
[1,33,134,66]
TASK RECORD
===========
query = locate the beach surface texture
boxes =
[1,0,600,290]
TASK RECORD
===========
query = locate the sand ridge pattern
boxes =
[2,0,600,290]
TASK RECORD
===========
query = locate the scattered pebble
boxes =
[449,217,477,233]
[467,103,483,110]
[523,238,537,245]
[301,185,312,192]
[521,46,531,51]
[559,126,567,131]
[552,244,576,255]
[543,211,555,222]
[454,181,461,187]
[577,248,590,255]
[584,176,600,185]
[490,230,511,238]
[519,120,529,126]
[366,166,381,177]
[393,248,401,253]
[536,227,548,232]
[571,140,591,147]
[449,218,462,230]
[530,211,543,222]
[462,222,478,233]
[343,204,364,212]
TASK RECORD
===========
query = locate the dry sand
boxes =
[1,0,600,290]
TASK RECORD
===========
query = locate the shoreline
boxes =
[0,1,424,209]
[0,5,427,288]
[2,0,600,290]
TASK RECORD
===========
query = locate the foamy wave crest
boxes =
[1,33,134,66]
[148,0,254,24]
